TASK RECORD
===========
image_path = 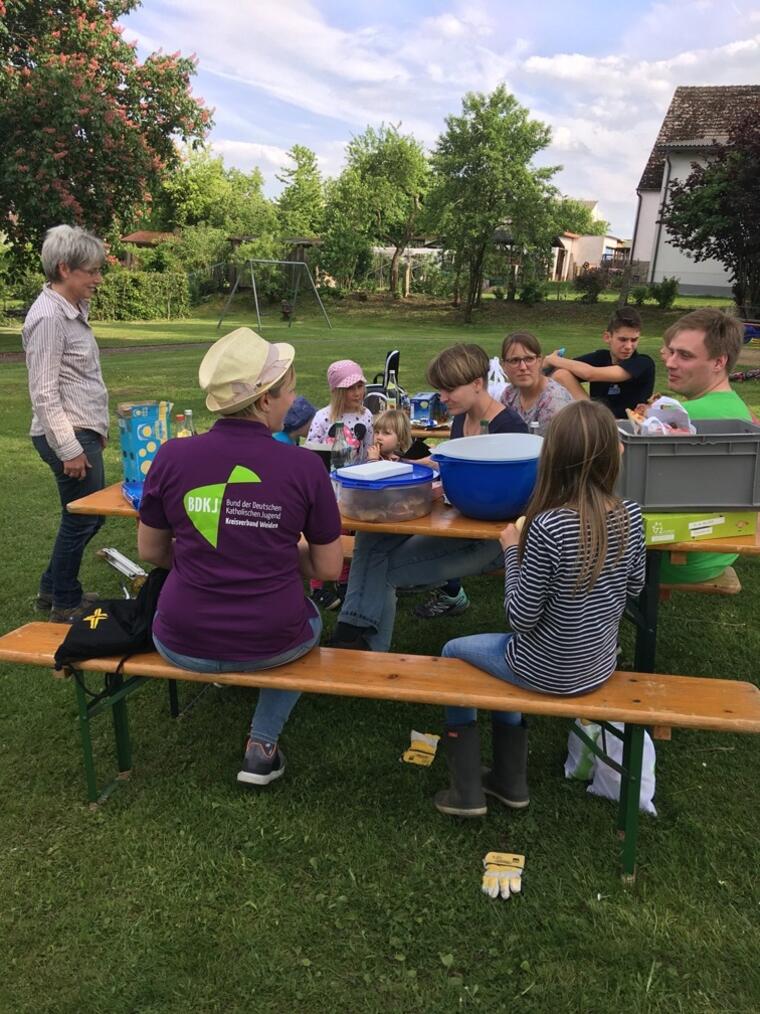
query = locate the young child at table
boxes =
[307,360,373,611]
[415,343,527,620]
[273,396,316,445]
[367,409,431,462]
[543,307,654,420]
[307,359,374,460]
[433,399,646,819]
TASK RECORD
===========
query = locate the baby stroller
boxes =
[363,349,407,414]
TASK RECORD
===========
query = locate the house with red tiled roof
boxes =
[630,85,760,295]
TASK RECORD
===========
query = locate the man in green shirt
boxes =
[660,309,752,583]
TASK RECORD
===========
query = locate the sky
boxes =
[122,0,760,237]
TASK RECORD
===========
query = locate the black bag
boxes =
[54,568,169,671]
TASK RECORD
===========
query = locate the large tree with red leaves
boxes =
[0,0,210,255]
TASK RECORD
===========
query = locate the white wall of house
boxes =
[573,235,605,266]
[650,152,733,294]
[634,152,732,294]
[631,190,660,263]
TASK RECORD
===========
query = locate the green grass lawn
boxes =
[1,302,759,1012]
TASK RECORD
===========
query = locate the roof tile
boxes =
[638,85,760,191]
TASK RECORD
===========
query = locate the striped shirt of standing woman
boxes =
[434,399,646,819]
[22,225,109,623]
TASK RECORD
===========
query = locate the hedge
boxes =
[90,270,191,321]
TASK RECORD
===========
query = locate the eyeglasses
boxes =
[504,355,538,367]
[75,267,103,277]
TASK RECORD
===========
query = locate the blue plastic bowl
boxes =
[432,434,543,521]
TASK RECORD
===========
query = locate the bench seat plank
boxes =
[2,623,759,735]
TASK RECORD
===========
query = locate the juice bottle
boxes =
[175,414,192,438]
[386,370,399,410]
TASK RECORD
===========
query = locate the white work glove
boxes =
[482,852,525,900]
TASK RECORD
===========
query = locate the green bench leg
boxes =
[73,670,100,805]
[70,670,144,806]
[618,723,645,882]
[109,673,132,775]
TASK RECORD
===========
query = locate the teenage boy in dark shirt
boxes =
[543,307,655,419]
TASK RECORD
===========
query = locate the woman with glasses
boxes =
[500,331,572,433]
[22,225,109,622]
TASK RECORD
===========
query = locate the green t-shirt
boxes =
[679,389,752,422]
[659,388,752,583]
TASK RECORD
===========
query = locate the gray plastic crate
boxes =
[616,419,760,511]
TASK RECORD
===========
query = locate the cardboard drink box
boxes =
[410,392,447,427]
[643,511,757,546]
[117,401,173,483]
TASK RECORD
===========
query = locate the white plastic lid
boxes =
[335,460,413,481]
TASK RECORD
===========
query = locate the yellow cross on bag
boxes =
[84,608,108,630]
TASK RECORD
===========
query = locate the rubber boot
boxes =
[434,723,487,818]
[483,719,530,809]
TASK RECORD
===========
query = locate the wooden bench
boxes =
[1,622,759,882]
[661,564,742,599]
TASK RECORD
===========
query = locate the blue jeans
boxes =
[442,633,531,725]
[152,601,322,745]
[33,429,105,608]
[338,532,504,651]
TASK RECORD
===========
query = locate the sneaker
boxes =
[49,599,102,623]
[311,586,341,611]
[36,590,98,613]
[237,739,286,786]
[326,622,371,650]
[414,587,470,619]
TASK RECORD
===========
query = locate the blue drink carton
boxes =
[410,392,447,427]
[117,401,173,482]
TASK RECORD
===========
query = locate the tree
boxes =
[277,145,324,239]
[427,86,555,321]
[157,146,276,237]
[660,112,760,318]
[344,125,428,295]
[0,0,210,255]
[319,168,374,290]
[553,198,608,236]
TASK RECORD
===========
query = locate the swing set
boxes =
[216,258,332,331]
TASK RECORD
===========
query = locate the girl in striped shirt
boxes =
[435,400,646,818]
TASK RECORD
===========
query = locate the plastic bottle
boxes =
[175,413,192,438]
[529,420,542,437]
[480,419,490,435]
[184,409,197,435]
[386,370,399,410]
[330,424,352,471]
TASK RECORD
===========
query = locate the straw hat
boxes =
[199,328,295,414]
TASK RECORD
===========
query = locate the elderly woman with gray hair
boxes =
[22,225,109,622]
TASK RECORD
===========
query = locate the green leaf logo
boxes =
[183,465,261,548]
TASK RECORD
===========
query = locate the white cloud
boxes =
[121,1,760,234]
[211,140,289,177]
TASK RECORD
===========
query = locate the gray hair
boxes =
[40,225,106,282]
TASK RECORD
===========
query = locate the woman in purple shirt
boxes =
[138,328,343,788]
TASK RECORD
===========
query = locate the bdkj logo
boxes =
[183,465,260,547]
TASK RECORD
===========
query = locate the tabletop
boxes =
[67,482,760,555]
[410,425,451,441]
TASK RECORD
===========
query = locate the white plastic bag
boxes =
[487,356,510,401]
[587,722,657,816]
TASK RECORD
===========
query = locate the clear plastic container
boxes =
[333,464,435,522]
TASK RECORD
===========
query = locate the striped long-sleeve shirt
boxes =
[503,501,646,694]
[22,285,109,461]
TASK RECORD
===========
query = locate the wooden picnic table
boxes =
[410,425,451,441]
[67,482,760,555]
[68,483,759,673]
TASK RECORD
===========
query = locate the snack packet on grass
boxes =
[401,730,440,766]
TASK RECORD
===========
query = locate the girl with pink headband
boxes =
[306,359,374,460]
